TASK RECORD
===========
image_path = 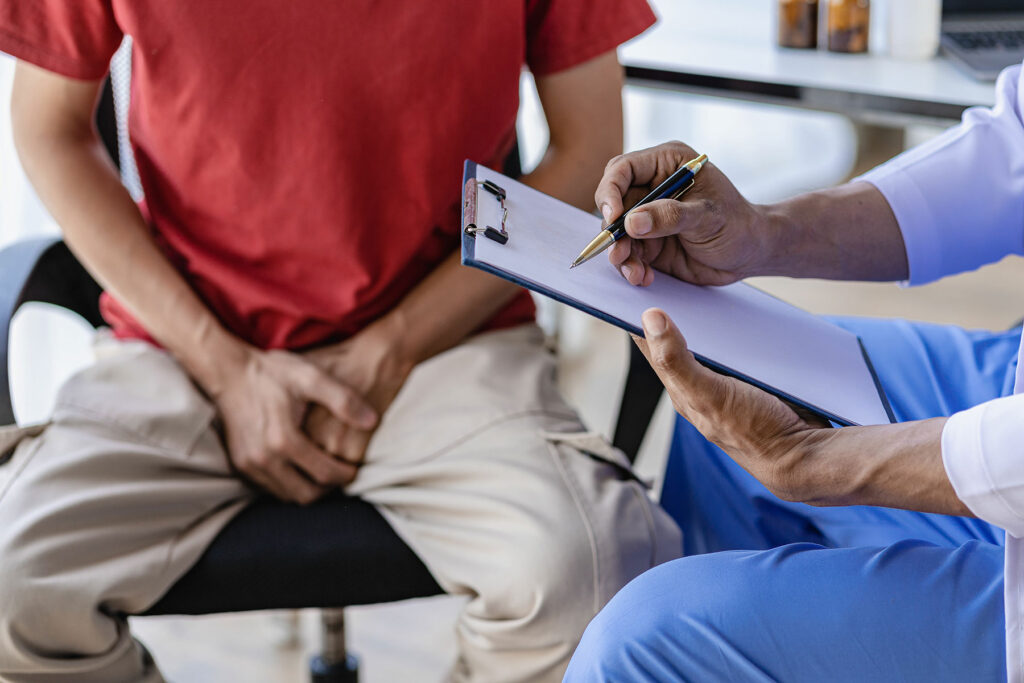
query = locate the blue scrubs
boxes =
[566,318,1017,682]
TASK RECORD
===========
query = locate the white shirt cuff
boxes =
[854,170,942,286]
[943,397,1024,538]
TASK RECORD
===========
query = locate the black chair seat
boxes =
[145,493,443,616]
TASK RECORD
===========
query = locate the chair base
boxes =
[310,654,359,683]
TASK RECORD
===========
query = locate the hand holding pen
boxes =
[571,151,707,269]
[590,141,773,288]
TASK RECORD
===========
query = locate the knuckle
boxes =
[659,202,685,227]
[651,343,679,370]
[604,153,625,171]
[337,391,360,416]
[265,428,288,453]
[298,363,323,388]
[668,140,694,155]
[250,450,274,470]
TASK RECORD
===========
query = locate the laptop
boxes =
[941,0,1024,81]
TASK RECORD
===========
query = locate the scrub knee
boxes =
[566,553,756,682]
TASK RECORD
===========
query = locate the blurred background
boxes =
[3,0,1023,680]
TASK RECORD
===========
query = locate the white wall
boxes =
[0,55,94,425]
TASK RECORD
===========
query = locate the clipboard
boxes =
[461,160,896,428]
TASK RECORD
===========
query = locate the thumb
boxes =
[624,199,696,240]
[637,308,721,401]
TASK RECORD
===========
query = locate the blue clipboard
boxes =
[460,160,896,428]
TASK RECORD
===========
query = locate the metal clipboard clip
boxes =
[463,178,510,245]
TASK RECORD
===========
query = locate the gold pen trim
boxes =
[569,230,615,269]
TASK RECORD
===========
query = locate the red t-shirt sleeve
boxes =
[525,0,656,76]
[0,1,122,80]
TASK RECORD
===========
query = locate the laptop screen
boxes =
[944,0,1024,16]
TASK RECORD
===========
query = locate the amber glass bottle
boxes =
[827,0,870,53]
[778,0,819,49]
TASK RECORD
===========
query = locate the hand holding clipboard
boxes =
[461,158,894,428]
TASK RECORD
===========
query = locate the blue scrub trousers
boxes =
[565,317,1018,682]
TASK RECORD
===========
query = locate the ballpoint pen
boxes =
[569,153,708,269]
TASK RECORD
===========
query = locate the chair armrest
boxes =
[0,237,103,427]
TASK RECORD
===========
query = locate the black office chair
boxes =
[0,83,664,683]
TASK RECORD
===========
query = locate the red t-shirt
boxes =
[0,1,655,350]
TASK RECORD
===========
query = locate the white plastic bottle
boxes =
[888,0,942,59]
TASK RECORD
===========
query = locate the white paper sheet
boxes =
[466,164,893,427]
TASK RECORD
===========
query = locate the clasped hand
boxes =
[209,319,411,504]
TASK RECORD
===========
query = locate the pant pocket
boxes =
[0,423,49,503]
[544,431,683,608]
[0,423,47,466]
[52,346,216,459]
[541,430,650,489]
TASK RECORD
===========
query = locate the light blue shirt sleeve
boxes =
[857,64,1024,285]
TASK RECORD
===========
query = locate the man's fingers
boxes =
[608,237,631,266]
[269,462,328,505]
[611,238,658,287]
[305,406,368,466]
[247,459,326,505]
[288,431,358,486]
[595,156,638,224]
[624,199,702,240]
[297,365,377,429]
[596,148,673,224]
[618,253,646,286]
[305,405,345,453]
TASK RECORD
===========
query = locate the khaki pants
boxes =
[0,325,681,683]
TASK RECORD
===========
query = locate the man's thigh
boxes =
[567,540,1007,682]
[663,317,1015,553]
[350,324,681,608]
[0,337,252,633]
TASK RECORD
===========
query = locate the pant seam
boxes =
[53,402,211,459]
[547,440,601,616]
[632,483,660,569]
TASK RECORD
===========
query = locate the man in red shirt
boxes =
[0,2,680,681]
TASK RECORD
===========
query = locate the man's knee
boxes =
[0,528,43,669]
[485,522,602,638]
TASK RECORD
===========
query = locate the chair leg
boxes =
[269,610,302,649]
[309,608,359,683]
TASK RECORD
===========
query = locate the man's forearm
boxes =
[798,418,970,516]
[760,181,910,282]
[12,64,248,396]
[377,150,611,366]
